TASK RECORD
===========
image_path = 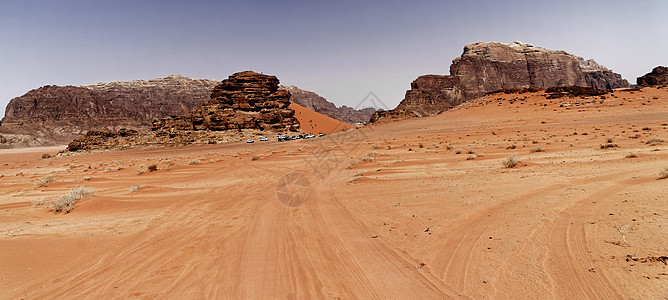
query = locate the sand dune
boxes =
[1,88,666,299]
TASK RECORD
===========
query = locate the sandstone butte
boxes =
[66,71,305,151]
[0,75,373,149]
[372,41,630,121]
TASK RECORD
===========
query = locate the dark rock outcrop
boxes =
[0,75,218,147]
[152,71,299,132]
[376,41,630,121]
[637,66,668,87]
[280,86,376,124]
[67,71,300,151]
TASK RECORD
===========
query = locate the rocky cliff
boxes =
[280,86,376,124]
[67,71,300,151]
[152,71,299,132]
[384,41,630,119]
[1,75,372,148]
[637,66,668,87]
[0,75,218,148]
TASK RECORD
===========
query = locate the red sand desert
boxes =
[1,88,667,299]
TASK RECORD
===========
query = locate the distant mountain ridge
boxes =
[0,75,372,148]
[280,86,376,124]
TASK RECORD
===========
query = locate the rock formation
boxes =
[637,66,668,87]
[152,71,299,132]
[0,75,218,147]
[67,71,300,151]
[1,74,373,148]
[376,41,630,120]
[280,86,376,124]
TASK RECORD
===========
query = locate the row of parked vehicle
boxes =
[246,133,325,143]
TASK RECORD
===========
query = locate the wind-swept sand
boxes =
[1,88,666,299]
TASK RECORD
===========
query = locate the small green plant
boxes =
[502,155,520,168]
[48,186,96,213]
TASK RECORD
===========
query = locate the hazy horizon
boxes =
[1,0,666,117]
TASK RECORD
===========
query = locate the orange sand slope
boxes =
[1,87,666,299]
[290,102,354,134]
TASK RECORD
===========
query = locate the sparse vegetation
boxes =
[251,155,261,161]
[530,146,544,153]
[147,164,158,172]
[646,137,664,146]
[454,148,463,154]
[48,186,96,213]
[32,198,46,207]
[127,184,143,194]
[502,155,520,168]
[467,147,476,154]
[614,223,631,247]
[35,175,56,188]
[660,167,668,179]
[625,152,638,158]
[188,159,201,165]
[466,154,476,160]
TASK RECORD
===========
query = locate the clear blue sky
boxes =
[1,0,666,116]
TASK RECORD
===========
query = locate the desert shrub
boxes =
[251,155,261,161]
[660,167,668,179]
[48,186,96,213]
[625,152,638,158]
[646,138,664,146]
[32,198,46,207]
[466,154,477,160]
[147,164,158,172]
[418,143,424,148]
[127,184,143,194]
[360,152,376,162]
[530,146,544,153]
[467,147,476,154]
[502,155,520,168]
[600,143,619,149]
[35,175,56,188]
[188,159,201,165]
[346,160,359,169]
[454,148,463,154]
[445,143,454,150]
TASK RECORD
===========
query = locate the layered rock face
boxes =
[280,86,376,124]
[67,71,300,151]
[389,41,630,118]
[152,71,299,132]
[0,75,218,147]
[637,66,668,87]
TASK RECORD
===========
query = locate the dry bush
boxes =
[625,152,638,158]
[35,175,56,188]
[502,155,520,168]
[466,154,477,160]
[454,148,463,154]
[346,160,358,169]
[147,164,158,172]
[251,155,261,161]
[127,184,143,194]
[467,147,476,154]
[32,198,46,207]
[530,146,544,153]
[660,167,668,179]
[48,186,96,213]
[188,159,201,165]
[646,138,664,146]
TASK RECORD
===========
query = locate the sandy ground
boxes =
[290,102,354,134]
[1,87,666,299]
